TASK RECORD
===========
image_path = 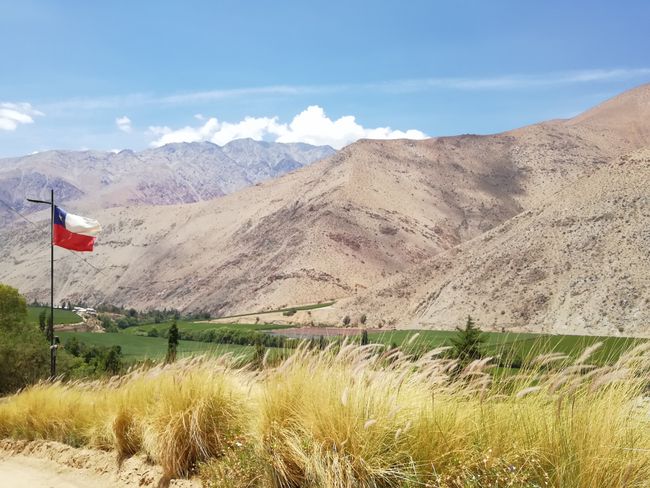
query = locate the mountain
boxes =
[1,84,649,335]
[327,148,650,336]
[0,139,335,222]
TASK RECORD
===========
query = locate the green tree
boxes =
[65,336,82,356]
[46,312,53,343]
[102,346,123,375]
[342,315,351,326]
[253,339,265,369]
[38,308,47,334]
[166,319,179,363]
[451,315,485,364]
[0,284,29,332]
[360,329,369,346]
[0,284,49,393]
[360,314,367,325]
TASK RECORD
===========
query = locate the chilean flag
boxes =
[53,206,101,252]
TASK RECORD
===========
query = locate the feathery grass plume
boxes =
[516,386,541,399]
[0,342,649,487]
[574,342,603,365]
[530,351,570,368]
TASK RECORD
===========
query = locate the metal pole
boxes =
[50,189,56,378]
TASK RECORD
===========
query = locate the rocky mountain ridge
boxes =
[1,84,649,335]
[0,139,334,221]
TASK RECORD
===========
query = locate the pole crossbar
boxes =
[26,198,52,205]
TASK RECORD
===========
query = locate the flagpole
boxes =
[50,189,56,378]
[26,191,59,379]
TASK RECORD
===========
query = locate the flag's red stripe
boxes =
[53,224,95,252]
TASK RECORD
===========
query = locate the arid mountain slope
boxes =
[333,148,650,336]
[1,84,649,322]
[567,82,650,147]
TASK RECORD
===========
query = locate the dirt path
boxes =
[0,440,200,488]
[0,455,115,488]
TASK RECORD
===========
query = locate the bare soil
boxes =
[0,439,199,488]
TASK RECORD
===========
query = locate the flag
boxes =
[53,206,101,252]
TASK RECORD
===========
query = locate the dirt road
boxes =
[0,455,115,488]
[0,440,199,488]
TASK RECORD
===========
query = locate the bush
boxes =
[63,337,124,376]
[1,344,650,486]
[282,309,296,317]
[0,284,50,394]
[176,327,288,349]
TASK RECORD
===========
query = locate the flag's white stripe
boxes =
[65,212,102,237]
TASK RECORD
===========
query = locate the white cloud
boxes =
[149,106,427,149]
[115,115,132,133]
[0,102,43,131]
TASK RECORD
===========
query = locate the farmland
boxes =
[122,320,295,335]
[367,329,644,365]
[27,306,82,325]
[55,312,647,367]
[57,331,256,361]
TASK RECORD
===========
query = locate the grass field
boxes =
[2,343,649,487]
[36,300,645,370]
[58,331,257,362]
[126,320,295,335]
[368,329,644,365]
[27,306,82,325]
[63,319,646,368]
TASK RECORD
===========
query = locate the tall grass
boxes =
[1,342,649,487]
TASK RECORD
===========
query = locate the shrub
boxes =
[0,284,49,394]
[2,341,650,487]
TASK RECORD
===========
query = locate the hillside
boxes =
[1,84,649,330]
[329,148,650,336]
[0,139,334,222]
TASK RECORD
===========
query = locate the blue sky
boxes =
[1,0,649,156]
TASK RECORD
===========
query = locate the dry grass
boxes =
[1,342,649,487]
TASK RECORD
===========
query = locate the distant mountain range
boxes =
[1,84,649,336]
[0,139,335,222]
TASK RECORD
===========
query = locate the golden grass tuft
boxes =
[0,342,649,487]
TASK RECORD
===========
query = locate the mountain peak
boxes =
[567,83,650,146]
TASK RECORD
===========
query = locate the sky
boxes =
[1,0,649,156]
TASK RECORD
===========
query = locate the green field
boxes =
[125,320,294,335]
[58,320,292,363]
[51,308,646,369]
[368,329,645,365]
[27,306,82,325]
[58,331,256,361]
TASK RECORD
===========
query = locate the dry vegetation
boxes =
[1,342,649,487]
